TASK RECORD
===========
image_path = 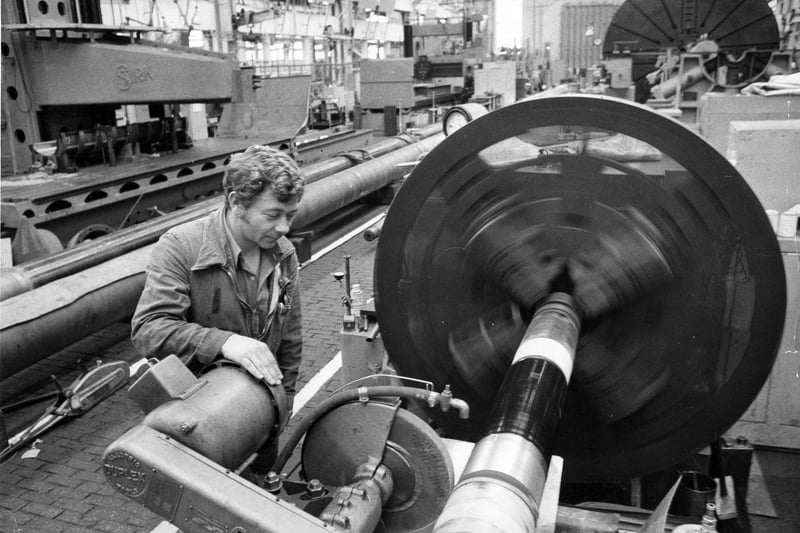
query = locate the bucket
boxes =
[671,471,717,518]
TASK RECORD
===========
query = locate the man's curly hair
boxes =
[223,145,305,208]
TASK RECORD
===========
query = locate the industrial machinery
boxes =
[602,0,792,112]
[0,0,243,175]
[0,0,373,263]
[103,95,785,532]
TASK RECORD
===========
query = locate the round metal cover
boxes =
[374,95,786,481]
[302,401,454,532]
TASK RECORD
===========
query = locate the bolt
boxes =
[265,471,282,493]
[306,478,325,499]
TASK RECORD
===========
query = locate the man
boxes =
[131,145,305,401]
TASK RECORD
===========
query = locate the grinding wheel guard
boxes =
[375,94,786,481]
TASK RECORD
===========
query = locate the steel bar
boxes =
[435,294,581,533]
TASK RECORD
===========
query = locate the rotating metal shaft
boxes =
[435,293,581,533]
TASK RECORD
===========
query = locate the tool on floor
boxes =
[0,359,145,463]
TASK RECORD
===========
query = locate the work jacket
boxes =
[131,206,303,394]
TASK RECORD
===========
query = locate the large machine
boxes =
[0,0,359,262]
[602,0,792,113]
[103,95,786,532]
[0,0,243,176]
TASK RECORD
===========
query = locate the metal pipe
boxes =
[651,64,705,100]
[363,217,385,242]
[0,133,445,379]
[292,133,443,229]
[0,246,152,380]
[434,293,581,533]
[0,125,443,301]
[302,125,441,183]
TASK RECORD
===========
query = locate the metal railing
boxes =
[250,61,352,85]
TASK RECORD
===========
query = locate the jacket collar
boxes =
[192,206,294,270]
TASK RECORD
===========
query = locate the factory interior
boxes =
[1,0,799,532]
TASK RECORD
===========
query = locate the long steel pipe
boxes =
[0,124,442,302]
[0,131,445,380]
[434,293,581,533]
[292,133,443,229]
[0,246,153,380]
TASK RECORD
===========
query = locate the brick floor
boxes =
[0,227,378,532]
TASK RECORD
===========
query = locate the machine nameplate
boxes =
[117,65,155,91]
[184,505,230,533]
[103,451,147,496]
[144,470,183,521]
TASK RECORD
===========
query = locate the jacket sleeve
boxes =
[131,232,232,365]
[276,255,303,397]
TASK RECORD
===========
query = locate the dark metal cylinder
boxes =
[435,293,581,533]
[291,134,443,230]
[485,358,567,452]
[141,365,278,470]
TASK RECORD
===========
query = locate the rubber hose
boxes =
[273,386,443,473]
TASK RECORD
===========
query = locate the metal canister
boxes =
[141,364,281,470]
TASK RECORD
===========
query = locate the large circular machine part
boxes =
[302,401,454,532]
[374,95,786,481]
[603,0,781,100]
[604,0,779,53]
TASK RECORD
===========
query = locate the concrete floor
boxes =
[747,449,800,533]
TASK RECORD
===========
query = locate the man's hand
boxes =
[221,334,283,385]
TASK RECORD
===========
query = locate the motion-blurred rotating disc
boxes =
[374,95,785,481]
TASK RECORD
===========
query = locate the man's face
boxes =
[232,189,299,250]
